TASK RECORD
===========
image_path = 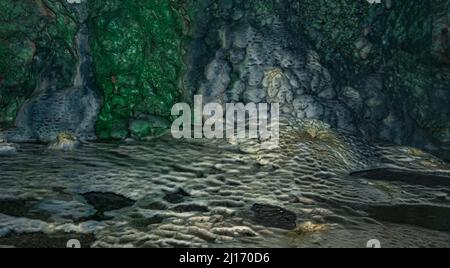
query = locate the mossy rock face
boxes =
[0,1,40,124]
[0,0,77,126]
[89,0,188,140]
[129,120,152,138]
[129,116,171,138]
[293,0,450,145]
[107,119,129,140]
[1,0,448,148]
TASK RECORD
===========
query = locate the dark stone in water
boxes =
[131,215,166,230]
[0,199,35,218]
[163,188,191,204]
[81,192,135,221]
[369,204,450,232]
[173,204,209,213]
[351,168,450,186]
[0,144,17,156]
[251,203,297,230]
[0,232,96,248]
[0,198,68,222]
[139,201,168,210]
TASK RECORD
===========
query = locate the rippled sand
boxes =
[1,119,450,248]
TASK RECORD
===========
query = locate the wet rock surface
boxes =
[163,189,191,204]
[351,168,450,187]
[81,192,135,221]
[368,204,450,232]
[1,119,450,248]
[187,2,357,133]
[185,0,450,155]
[0,199,35,218]
[4,1,101,143]
[1,0,448,153]
[250,204,297,230]
[0,143,17,156]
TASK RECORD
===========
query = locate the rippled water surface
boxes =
[1,123,450,248]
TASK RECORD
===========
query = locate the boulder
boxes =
[48,133,81,151]
[0,143,17,156]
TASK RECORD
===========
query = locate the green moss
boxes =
[295,0,450,141]
[129,120,152,138]
[1,0,447,144]
[0,1,41,124]
[0,0,77,125]
[244,0,277,25]
[385,50,448,137]
[89,0,188,140]
[295,0,372,63]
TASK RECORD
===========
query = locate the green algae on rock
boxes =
[294,0,450,147]
[0,0,448,152]
[89,0,188,140]
[0,0,78,126]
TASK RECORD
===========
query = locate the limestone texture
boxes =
[0,0,448,154]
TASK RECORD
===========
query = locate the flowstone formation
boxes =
[185,0,450,156]
[89,0,187,140]
[1,0,101,142]
[292,0,450,155]
[186,0,355,139]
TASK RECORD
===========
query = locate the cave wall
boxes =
[293,0,450,150]
[88,0,188,139]
[0,0,77,127]
[185,0,357,133]
[184,0,449,152]
[1,0,101,142]
[0,0,448,154]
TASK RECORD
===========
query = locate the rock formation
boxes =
[0,0,448,158]
[3,0,101,142]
